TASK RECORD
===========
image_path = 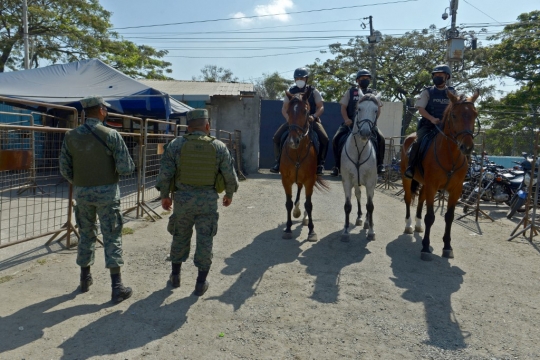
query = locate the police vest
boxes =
[177,134,217,187]
[289,85,317,115]
[346,87,375,119]
[65,124,119,187]
[421,85,455,126]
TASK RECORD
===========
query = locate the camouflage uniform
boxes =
[59,117,135,268]
[156,130,239,271]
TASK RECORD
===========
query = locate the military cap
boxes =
[186,109,209,122]
[80,96,111,109]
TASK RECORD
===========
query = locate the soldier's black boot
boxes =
[270,143,281,173]
[404,141,419,179]
[80,266,92,293]
[194,269,209,296]
[110,270,132,304]
[169,263,181,288]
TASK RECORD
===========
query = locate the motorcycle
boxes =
[461,157,522,212]
[507,153,540,219]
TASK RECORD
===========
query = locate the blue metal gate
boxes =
[259,100,343,170]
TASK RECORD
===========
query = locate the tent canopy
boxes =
[0,59,192,118]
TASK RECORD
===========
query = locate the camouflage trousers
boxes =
[74,199,124,268]
[168,191,219,271]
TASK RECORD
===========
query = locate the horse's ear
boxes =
[447,90,459,103]
[467,88,480,103]
[286,90,293,100]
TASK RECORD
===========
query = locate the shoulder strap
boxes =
[84,123,112,152]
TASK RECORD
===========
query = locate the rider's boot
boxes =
[270,143,281,173]
[404,141,419,179]
[316,141,329,175]
[330,167,340,177]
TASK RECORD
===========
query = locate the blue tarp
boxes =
[0,59,192,118]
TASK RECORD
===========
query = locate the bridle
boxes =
[285,96,313,183]
[438,99,480,144]
[287,97,310,141]
[352,95,379,136]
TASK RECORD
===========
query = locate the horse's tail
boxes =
[314,175,331,192]
[410,179,421,202]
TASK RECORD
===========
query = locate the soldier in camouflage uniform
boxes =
[59,96,134,304]
[156,109,239,296]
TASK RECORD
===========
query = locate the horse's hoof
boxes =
[367,233,376,241]
[282,232,293,240]
[420,252,433,261]
[341,234,350,242]
[363,222,370,230]
[307,233,318,242]
[442,249,454,258]
[414,226,424,233]
[293,209,301,218]
[302,219,309,226]
[404,227,414,234]
[355,219,363,226]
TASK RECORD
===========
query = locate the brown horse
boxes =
[400,89,480,260]
[280,88,329,241]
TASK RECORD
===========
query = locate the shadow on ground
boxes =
[386,233,468,350]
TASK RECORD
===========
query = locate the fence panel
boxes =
[0,124,77,249]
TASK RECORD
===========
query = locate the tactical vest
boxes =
[177,134,217,187]
[346,87,374,119]
[289,85,317,115]
[420,85,455,127]
[65,123,119,187]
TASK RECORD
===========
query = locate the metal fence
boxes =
[0,110,247,250]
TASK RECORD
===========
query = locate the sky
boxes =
[101,0,537,93]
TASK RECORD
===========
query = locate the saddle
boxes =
[280,124,320,155]
[407,126,439,177]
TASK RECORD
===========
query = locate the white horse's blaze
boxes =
[340,91,381,240]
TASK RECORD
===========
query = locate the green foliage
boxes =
[253,72,290,99]
[192,65,238,82]
[0,0,172,78]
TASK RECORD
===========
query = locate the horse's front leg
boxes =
[293,184,303,220]
[341,177,353,242]
[421,187,437,261]
[364,185,376,241]
[442,189,460,259]
[415,186,426,233]
[403,179,414,234]
[283,182,294,239]
[355,186,363,227]
[304,190,317,242]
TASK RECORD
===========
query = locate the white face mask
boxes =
[295,80,306,88]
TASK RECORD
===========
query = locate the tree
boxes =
[253,72,290,99]
[0,0,172,78]
[192,65,238,82]
[307,26,493,131]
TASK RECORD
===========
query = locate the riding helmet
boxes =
[356,69,372,79]
[432,64,452,78]
[293,67,309,79]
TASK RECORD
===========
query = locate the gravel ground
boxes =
[0,172,539,360]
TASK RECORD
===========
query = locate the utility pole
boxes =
[364,16,381,90]
[444,0,464,87]
[531,104,539,154]
[23,0,29,69]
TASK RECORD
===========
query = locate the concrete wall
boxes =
[210,95,261,175]
[378,101,403,139]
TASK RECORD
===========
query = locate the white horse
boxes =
[340,91,382,242]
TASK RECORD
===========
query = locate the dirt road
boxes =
[0,173,539,359]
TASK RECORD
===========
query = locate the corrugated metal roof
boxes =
[139,80,254,97]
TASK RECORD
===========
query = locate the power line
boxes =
[462,0,505,26]
[112,0,419,30]
[165,49,328,59]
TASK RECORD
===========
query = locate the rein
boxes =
[345,120,375,187]
[285,98,314,183]
[433,100,478,190]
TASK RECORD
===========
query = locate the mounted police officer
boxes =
[270,67,328,175]
[59,96,134,304]
[331,69,385,177]
[156,109,239,296]
[404,64,456,179]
